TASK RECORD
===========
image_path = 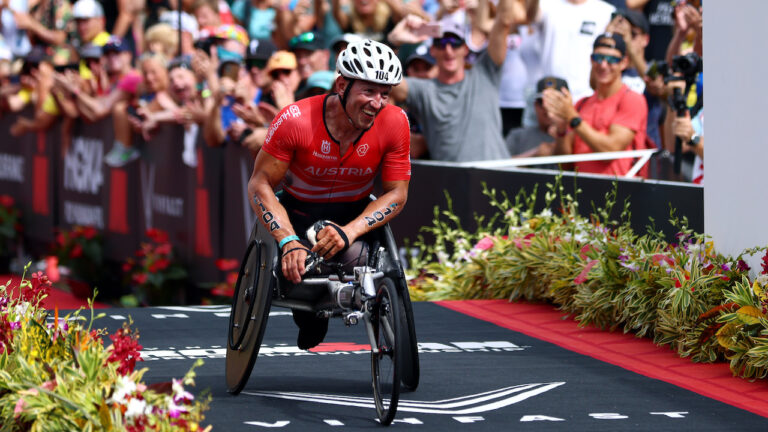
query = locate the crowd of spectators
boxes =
[0,0,703,181]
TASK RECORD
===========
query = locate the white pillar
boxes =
[705,1,768,270]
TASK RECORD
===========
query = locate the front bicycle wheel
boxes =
[371,277,401,425]
[226,234,274,394]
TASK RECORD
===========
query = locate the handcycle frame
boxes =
[226,217,420,426]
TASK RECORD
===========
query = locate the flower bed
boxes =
[0,270,211,430]
[407,179,768,380]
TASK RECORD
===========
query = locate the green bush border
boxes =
[407,177,768,380]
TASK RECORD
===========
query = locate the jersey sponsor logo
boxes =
[311,151,338,161]
[265,107,297,143]
[304,166,374,177]
[321,140,331,154]
[356,143,369,157]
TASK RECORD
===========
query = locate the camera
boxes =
[193,37,216,54]
[670,52,702,79]
[647,52,702,83]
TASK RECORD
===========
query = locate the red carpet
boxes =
[437,299,768,418]
[4,275,110,310]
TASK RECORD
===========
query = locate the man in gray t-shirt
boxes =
[389,1,531,162]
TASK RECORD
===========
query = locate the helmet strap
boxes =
[340,78,356,125]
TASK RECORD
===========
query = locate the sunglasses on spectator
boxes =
[590,53,622,65]
[433,36,464,49]
[289,32,316,48]
[270,69,293,79]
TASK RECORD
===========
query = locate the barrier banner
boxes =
[138,125,195,264]
[187,131,223,282]
[25,114,58,249]
[0,111,31,214]
[57,117,141,261]
[221,143,256,264]
[391,162,705,248]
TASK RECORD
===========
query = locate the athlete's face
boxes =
[345,80,391,129]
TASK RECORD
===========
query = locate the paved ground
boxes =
[90,302,768,431]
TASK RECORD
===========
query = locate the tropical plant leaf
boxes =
[736,306,765,325]
[716,322,740,349]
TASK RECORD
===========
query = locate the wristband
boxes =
[279,235,299,249]
[282,246,309,257]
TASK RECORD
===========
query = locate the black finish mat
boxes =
[90,303,768,431]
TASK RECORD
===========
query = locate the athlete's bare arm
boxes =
[311,180,409,260]
[247,150,307,283]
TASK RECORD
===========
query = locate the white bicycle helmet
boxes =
[336,39,402,86]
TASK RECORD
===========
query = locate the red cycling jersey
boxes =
[262,94,411,203]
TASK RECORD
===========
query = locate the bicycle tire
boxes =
[371,277,402,425]
[225,229,275,394]
[398,284,420,392]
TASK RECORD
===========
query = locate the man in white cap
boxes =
[72,0,110,47]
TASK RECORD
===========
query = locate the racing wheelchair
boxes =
[225,213,420,426]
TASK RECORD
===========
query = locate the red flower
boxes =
[0,195,14,207]
[226,271,238,285]
[122,261,133,272]
[211,283,234,297]
[762,250,768,275]
[22,271,52,303]
[81,226,98,240]
[574,260,599,285]
[107,326,143,375]
[675,279,682,288]
[154,243,172,256]
[148,258,170,273]
[146,228,169,244]
[70,244,83,258]
[132,273,148,285]
[216,258,240,272]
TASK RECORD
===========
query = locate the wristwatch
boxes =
[569,116,583,129]
[689,134,701,146]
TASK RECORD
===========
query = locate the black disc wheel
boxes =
[371,277,402,425]
[398,282,420,392]
[225,227,276,394]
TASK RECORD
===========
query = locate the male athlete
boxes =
[247,39,410,349]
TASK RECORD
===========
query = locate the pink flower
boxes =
[574,260,599,285]
[13,398,26,417]
[474,236,494,251]
[652,254,675,267]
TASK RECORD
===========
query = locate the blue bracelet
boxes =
[279,235,299,249]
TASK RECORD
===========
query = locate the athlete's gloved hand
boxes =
[306,220,352,261]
